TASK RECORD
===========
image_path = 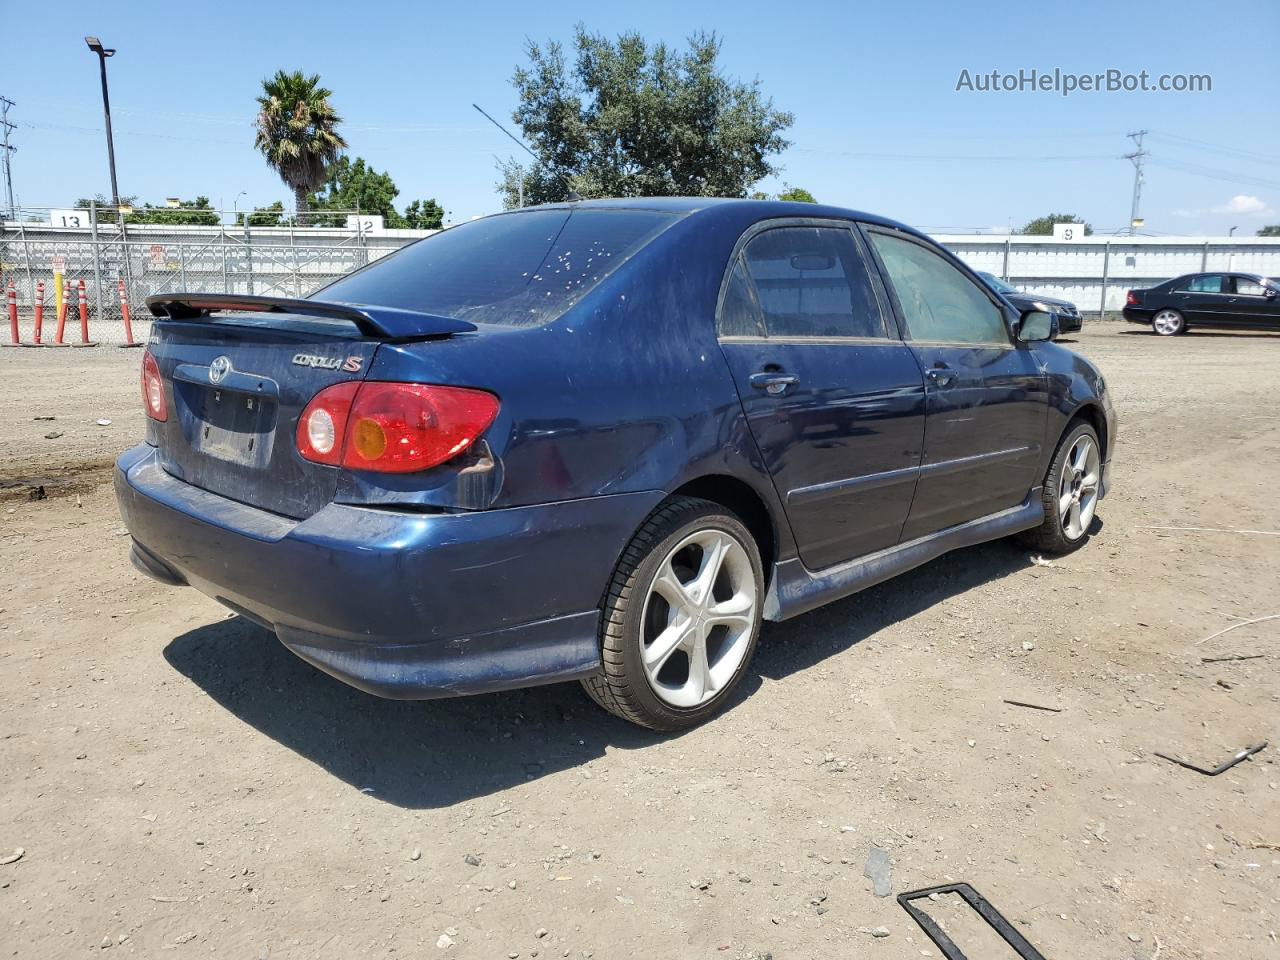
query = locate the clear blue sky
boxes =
[5,0,1277,234]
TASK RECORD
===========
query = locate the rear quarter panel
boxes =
[360,211,798,560]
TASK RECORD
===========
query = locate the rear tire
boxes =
[1152,309,1185,336]
[581,497,764,731]
[1017,420,1102,555]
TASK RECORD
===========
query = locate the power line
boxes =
[471,103,537,162]
[794,147,1113,162]
[1148,131,1276,167]
[1147,156,1280,192]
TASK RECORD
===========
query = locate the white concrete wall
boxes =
[938,234,1280,313]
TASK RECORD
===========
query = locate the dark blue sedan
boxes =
[117,198,1116,730]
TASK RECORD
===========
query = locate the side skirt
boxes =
[763,491,1044,621]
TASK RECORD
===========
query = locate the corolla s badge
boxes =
[291,353,363,373]
[208,355,232,384]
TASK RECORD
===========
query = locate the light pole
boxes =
[1229,225,1238,237]
[232,191,247,224]
[84,37,120,209]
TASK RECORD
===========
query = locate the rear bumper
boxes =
[115,444,665,699]
[1122,306,1153,324]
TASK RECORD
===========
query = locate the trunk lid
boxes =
[143,296,479,520]
[148,314,381,520]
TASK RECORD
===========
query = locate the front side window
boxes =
[1184,274,1224,293]
[1233,277,1265,296]
[737,226,887,338]
[318,208,679,327]
[869,232,1008,344]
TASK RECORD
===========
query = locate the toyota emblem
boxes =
[208,355,232,384]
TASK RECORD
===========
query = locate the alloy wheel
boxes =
[639,529,757,708]
[1153,310,1182,335]
[1058,434,1100,540]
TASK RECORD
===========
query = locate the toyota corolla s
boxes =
[117,198,1116,731]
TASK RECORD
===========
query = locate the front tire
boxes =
[581,497,764,731]
[1017,420,1102,555]
[1152,309,1186,336]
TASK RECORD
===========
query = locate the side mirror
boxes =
[1266,287,1278,299]
[1017,309,1057,342]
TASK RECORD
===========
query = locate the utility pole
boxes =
[0,97,16,220]
[1124,130,1148,236]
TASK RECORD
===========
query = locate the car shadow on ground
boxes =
[163,538,1038,809]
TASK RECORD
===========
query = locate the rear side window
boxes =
[719,258,766,337]
[318,208,679,327]
[869,232,1008,344]
[1183,274,1224,293]
[738,227,887,338]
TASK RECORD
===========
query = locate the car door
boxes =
[863,226,1048,541]
[716,220,926,571]
[1174,274,1228,325]
[1226,276,1280,329]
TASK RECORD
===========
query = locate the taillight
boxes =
[296,382,500,473]
[296,381,359,466]
[141,351,168,421]
[1126,290,1139,305]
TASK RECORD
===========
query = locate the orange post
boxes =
[54,279,70,344]
[76,279,91,344]
[6,280,16,344]
[33,281,44,344]
[118,278,138,347]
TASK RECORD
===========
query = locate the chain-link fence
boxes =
[1,224,420,344]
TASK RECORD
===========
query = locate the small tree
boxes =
[402,198,445,230]
[254,70,347,217]
[236,201,287,227]
[499,26,793,207]
[1257,225,1280,237]
[125,196,221,226]
[1021,213,1093,236]
[776,185,817,203]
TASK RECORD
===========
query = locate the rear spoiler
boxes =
[145,294,477,340]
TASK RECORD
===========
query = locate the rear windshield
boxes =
[317,208,680,327]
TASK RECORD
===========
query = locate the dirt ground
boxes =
[2,325,1278,960]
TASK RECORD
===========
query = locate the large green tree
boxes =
[307,156,400,225]
[1021,213,1093,236]
[499,26,794,207]
[1257,225,1280,237]
[306,156,446,229]
[254,70,347,218]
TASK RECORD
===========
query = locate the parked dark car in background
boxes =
[1123,272,1280,335]
[116,198,1116,731]
[977,271,1083,334]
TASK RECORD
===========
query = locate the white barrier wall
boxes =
[938,234,1280,313]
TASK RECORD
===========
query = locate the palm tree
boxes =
[254,70,347,218]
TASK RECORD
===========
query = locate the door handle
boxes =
[749,371,799,395]
[926,367,958,387]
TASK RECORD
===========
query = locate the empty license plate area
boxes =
[178,379,278,467]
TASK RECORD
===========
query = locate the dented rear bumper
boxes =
[114,444,664,699]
